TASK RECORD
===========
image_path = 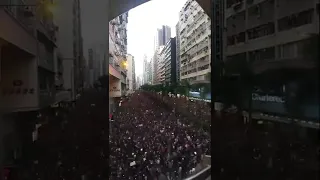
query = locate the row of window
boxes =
[181,62,210,76]
[228,8,314,45]
[227,39,311,62]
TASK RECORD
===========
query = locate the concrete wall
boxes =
[0,57,38,111]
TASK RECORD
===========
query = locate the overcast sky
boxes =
[127,0,187,76]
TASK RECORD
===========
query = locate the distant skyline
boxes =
[127,0,187,76]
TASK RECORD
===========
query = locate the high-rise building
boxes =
[178,0,211,83]
[53,0,84,101]
[224,0,319,126]
[156,46,166,84]
[126,54,136,93]
[146,61,153,84]
[108,12,129,110]
[143,55,148,84]
[163,38,177,85]
[176,22,181,82]
[224,0,318,74]
[156,25,172,49]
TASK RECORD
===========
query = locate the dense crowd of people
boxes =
[4,88,318,180]
[109,92,211,180]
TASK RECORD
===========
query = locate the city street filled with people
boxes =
[109,91,211,179]
[5,89,211,180]
[5,89,319,180]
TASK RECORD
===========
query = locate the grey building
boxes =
[225,0,319,126]
[175,22,181,82]
[225,0,319,72]
[163,37,177,85]
[156,25,171,48]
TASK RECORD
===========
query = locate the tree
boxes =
[181,80,191,97]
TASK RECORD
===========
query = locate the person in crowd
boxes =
[109,92,211,180]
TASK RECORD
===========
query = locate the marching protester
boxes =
[109,92,211,180]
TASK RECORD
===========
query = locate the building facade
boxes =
[175,22,181,82]
[0,0,61,170]
[225,0,319,124]
[178,0,211,83]
[81,0,110,88]
[55,0,84,102]
[163,37,177,85]
[143,55,148,84]
[225,0,319,71]
[126,54,136,93]
[109,12,129,111]
[156,25,171,49]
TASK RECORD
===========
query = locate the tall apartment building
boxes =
[55,0,83,101]
[178,0,211,83]
[109,12,129,110]
[146,61,153,84]
[142,56,152,85]
[163,38,177,85]
[152,52,158,84]
[126,54,136,93]
[0,0,60,169]
[225,0,319,124]
[225,0,319,72]
[176,22,181,82]
[156,25,172,49]
[156,45,166,84]
[81,0,109,87]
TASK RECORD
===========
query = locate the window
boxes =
[236,32,245,43]
[278,9,314,32]
[227,36,236,46]
[248,46,275,62]
[248,5,261,17]
[278,40,309,59]
[247,22,275,40]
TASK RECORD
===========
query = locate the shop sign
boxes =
[109,86,120,92]
[252,93,285,103]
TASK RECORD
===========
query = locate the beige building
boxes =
[0,0,59,113]
[178,0,211,83]
[109,12,129,111]
[126,54,136,93]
